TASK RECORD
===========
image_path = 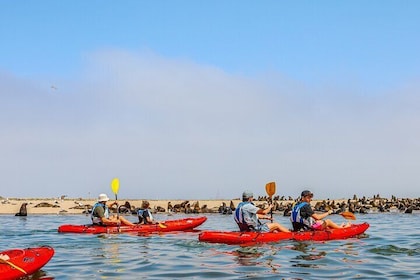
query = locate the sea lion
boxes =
[15,202,28,216]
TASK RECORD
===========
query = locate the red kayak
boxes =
[58,216,207,234]
[199,222,369,245]
[0,246,54,280]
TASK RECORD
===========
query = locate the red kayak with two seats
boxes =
[199,222,369,245]
[0,246,54,280]
[58,216,207,234]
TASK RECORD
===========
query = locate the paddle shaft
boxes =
[0,259,27,274]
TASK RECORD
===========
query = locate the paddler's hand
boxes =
[0,254,10,261]
[264,215,273,220]
[111,201,119,208]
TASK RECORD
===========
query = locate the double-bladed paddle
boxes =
[340,211,356,220]
[111,178,120,231]
[265,181,276,219]
[110,178,167,229]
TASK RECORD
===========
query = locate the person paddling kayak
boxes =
[91,194,135,226]
[234,191,290,233]
[137,200,161,224]
[291,190,351,231]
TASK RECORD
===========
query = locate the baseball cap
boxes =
[242,191,254,199]
[301,190,313,197]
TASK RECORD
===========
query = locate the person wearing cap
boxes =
[234,190,290,232]
[290,190,350,231]
[91,193,135,226]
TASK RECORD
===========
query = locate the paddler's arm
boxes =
[256,204,274,220]
[312,210,333,220]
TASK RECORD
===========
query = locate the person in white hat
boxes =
[234,190,290,232]
[91,193,135,226]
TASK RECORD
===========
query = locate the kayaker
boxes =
[290,190,351,231]
[137,200,159,224]
[91,193,136,226]
[234,191,290,232]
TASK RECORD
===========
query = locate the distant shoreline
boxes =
[1,196,418,215]
[0,197,310,215]
[0,198,243,215]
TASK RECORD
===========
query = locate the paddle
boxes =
[0,258,27,275]
[111,178,120,230]
[340,211,356,220]
[158,222,167,229]
[265,181,276,219]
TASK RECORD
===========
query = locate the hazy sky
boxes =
[1,1,419,200]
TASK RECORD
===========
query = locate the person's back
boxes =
[290,201,311,231]
[234,201,256,231]
[138,201,154,224]
[291,190,350,231]
[235,190,290,233]
[137,208,149,224]
[91,201,108,225]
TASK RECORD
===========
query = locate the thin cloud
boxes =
[1,50,419,200]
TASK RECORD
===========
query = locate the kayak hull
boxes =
[0,246,54,280]
[58,216,207,234]
[199,222,369,245]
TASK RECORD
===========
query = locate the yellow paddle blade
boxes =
[158,223,167,229]
[340,211,356,220]
[111,178,120,195]
[265,181,276,197]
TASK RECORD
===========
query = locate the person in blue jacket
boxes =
[234,190,290,232]
[290,190,350,231]
[137,200,157,224]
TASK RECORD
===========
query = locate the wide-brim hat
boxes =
[98,193,110,202]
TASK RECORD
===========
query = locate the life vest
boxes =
[91,202,109,225]
[234,202,255,231]
[290,202,311,230]
[137,208,154,224]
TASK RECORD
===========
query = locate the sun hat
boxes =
[98,193,110,202]
[242,191,254,199]
[301,190,313,197]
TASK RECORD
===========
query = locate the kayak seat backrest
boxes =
[292,222,311,232]
[237,223,255,232]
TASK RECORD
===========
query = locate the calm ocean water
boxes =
[1,212,419,279]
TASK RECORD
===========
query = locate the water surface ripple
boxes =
[1,212,419,279]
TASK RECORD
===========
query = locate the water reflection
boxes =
[289,242,326,268]
[228,245,284,274]
[233,247,263,266]
[20,270,53,280]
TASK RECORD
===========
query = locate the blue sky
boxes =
[1,1,419,200]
